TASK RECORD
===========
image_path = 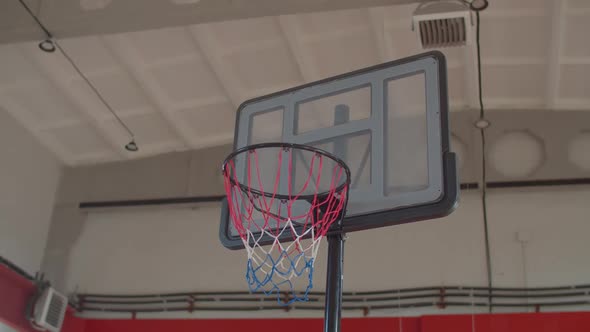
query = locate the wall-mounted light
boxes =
[38,39,56,53]
[475,118,490,129]
[470,0,489,12]
[125,140,139,152]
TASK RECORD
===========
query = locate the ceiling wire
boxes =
[16,0,137,149]
[474,8,493,314]
[52,41,136,139]
[16,0,52,38]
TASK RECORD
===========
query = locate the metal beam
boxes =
[367,8,390,63]
[186,26,244,108]
[277,15,318,82]
[277,15,324,125]
[463,27,479,110]
[77,177,590,210]
[1,0,424,45]
[546,0,566,109]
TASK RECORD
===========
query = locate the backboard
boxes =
[220,51,458,249]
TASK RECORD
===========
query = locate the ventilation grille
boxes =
[46,294,66,328]
[33,288,68,332]
[418,17,466,48]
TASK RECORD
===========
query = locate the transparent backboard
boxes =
[220,51,458,249]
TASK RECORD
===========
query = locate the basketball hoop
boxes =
[222,142,351,304]
[219,52,457,331]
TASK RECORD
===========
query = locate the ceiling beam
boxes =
[277,15,329,127]
[546,0,566,109]
[277,16,318,82]
[367,8,390,63]
[1,0,425,45]
[463,30,479,110]
[368,7,412,116]
[186,26,244,108]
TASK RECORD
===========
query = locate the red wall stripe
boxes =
[0,264,37,332]
[0,264,84,332]
[80,313,590,332]
[83,317,420,332]
[61,310,87,332]
[6,310,589,332]
[422,312,590,332]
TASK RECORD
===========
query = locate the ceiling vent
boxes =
[412,1,472,49]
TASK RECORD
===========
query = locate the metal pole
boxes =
[324,104,349,332]
[324,233,345,332]
[333,104,350,160]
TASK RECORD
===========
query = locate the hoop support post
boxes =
[324,105,349,332]
[324,233,345,332]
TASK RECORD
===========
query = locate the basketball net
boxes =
[222,144,350,304]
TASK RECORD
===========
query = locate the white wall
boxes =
[65,204,242,294]
[65,187,590,295]
[0,109,62,274]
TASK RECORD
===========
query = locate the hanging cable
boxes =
[16,0,138,152]
[473,5,493,313]
[52,42,136,140]
[16,0,53,40]
[469,0,489,11]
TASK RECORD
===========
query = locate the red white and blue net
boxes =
[222,143,350,305]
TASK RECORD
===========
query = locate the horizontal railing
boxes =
[75,284,590,314]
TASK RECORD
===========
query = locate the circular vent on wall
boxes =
[489,131,545,178]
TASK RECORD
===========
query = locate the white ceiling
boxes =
[0,0,423,43]
[0,0,589,166]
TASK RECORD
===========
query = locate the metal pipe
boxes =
[79,195,225,209]
[0,255,34,280]
[78,284,590,302]
[79,290,590,308]
[79,285,590,305]
[78,300,590,314]
[76,178,590,210]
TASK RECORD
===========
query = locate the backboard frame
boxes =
[220,51,458,250]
